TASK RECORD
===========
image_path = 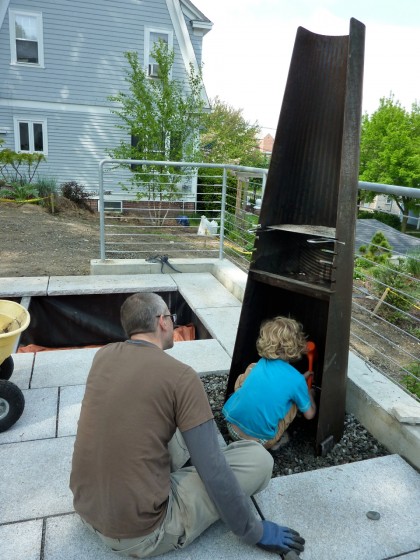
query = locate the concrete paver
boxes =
[31,347,98,388]
[8,351,34,389]
[0,520,43,560]
[0,276,48,297]
[47,274,176,295]
[0,387,57,444]
[0,436,74,524]
[174,273,242,309]
[196,307,241,356]
[58,385,86,437]
[167,339,231,374]
[254,454,420,560]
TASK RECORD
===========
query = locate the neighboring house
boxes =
[0,0,212,206]
[360,195,420,228]
[258,133,274,155]
[360,194,401,217]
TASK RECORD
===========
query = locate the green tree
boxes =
[201,97,266,167]
[359,95,420,232]
[198,97,267,214]
[108,40,205,224]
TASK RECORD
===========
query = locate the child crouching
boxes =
[222,316,316,454]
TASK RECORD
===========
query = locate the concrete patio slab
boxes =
[0,436,74,524]
[0,519,43,560]
[43,514,267,560]
[346,352,420,470]
[90,258,218,276]
[167,339,231,375]
[31,348,98,388]
[44,515,117,560]
[196,307,241,356]
[38,455,420,560]
[0,277,49,297]
[8,351,34,389]
[254,454,420,560]
[174,273,241,309]
[0,387,57,444]
[47,274,177,295]
[58,385,86,437]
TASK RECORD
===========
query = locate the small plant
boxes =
[358,231,393,265]
[372,261,413,313]
[60,181,92,211]
[34,176,57,198]
[406,249,420,278]
[0,149,45,185]
[0,182,39,201]
[400,362,420,398]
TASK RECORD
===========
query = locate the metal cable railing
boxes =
[98,160,420,399]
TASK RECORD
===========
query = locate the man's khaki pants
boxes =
[83,433,273,558]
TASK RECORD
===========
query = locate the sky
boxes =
[192,0,420,137]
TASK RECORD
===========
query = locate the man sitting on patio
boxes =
[70,292,305,557]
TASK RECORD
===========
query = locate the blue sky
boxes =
[193,0,420,135]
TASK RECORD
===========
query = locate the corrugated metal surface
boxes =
[227,19,366,455]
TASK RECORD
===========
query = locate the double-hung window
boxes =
[14,118,48,154]
[9,10,44,66]
[144,28,172,78]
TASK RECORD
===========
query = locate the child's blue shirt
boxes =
[222,357,311,439]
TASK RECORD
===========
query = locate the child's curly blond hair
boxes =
[256,316,307,361]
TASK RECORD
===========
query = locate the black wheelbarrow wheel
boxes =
[0,380,25,433]
[0,356,14,380]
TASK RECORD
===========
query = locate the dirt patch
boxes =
[1,199,101,277]
[0,200,221,277]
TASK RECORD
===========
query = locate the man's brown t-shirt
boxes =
[70,341,213,538]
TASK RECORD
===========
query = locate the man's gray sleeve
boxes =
[181,419,263,545]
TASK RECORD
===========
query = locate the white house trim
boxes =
[0,0,10,30]
[166,0,210,107]
[180,0,212,34]
[0,98,111,114]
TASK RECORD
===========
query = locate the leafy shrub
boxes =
[34,176,57,198]
[358,210,401,230]
[400,363,420,399]
[60,181,92,211]
[372,261,413,312]
[406,249,420,278]
[355,231,393,275]
[0,182,39,201]
[0,149,45,185]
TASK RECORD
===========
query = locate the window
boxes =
[9,10,44,66]
[144,28,172,78]
[14,118,47,154]
[98,200,123,213]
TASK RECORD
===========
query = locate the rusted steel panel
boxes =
[226,19,365,455]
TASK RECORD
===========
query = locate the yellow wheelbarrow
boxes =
[0,300,30,432]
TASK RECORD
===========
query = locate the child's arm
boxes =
[234,362,256,391]
[302,374,317,419]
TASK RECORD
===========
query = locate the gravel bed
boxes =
[202,373,390,477]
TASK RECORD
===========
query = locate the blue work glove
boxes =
[257,520,305,555]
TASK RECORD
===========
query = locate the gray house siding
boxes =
[0,0,212,191]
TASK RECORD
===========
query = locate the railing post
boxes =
[219,167,227,260]
[99,160,106,261]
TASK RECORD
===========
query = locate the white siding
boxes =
[0,0,211,190]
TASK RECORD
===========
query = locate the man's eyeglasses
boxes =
[156,313,177,325]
